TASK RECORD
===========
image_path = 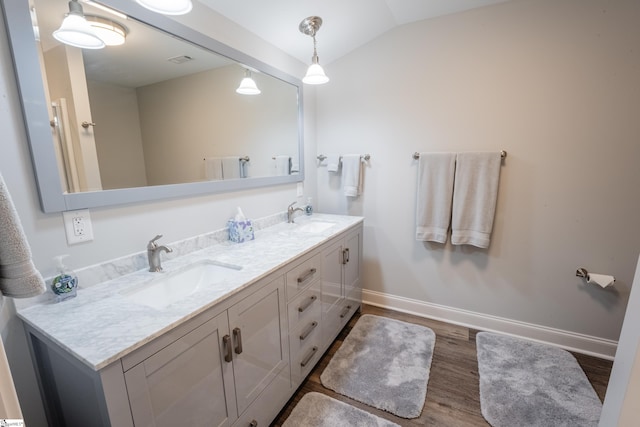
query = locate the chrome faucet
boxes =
[287,201,304,223]
[147,235,173,272]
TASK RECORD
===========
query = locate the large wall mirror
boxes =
[2,0,303,213]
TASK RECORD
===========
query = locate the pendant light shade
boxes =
[135,0,192,15]
[303,55,329,85]
[236,69,261,95]
[299,16,329,85]
[53,0,105,49]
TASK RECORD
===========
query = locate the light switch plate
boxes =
[297,182,304,197]
[62,209,94,245]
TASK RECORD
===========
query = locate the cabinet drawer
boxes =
[287,281,321,330]
[292,334,323,386]
[285,253,321,301]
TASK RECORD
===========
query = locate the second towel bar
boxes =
[412,150,507,160]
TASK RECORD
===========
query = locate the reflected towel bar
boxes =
[204,156,250,162]
[317,154,370,162]
[412,150,507,160]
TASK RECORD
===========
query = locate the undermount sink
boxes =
[122,260,242,310]
[293,220,337,233]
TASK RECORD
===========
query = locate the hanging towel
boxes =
[274,155,291,176]
[222,156,242,179]
[342,154,364,197]
[0,173,46,298]
[451,152,502,248]
[204,157,223,180]
[239,158,249,178]
[290,159,300,174]
[326,154,341,173]
[415,153,456,243]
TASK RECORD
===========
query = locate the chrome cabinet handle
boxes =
[233,327,243,355]
[81,121,96,128]
[249,420,258,427]
[301,346,318,367]
[299,321,318,341]
[222,335,232,363]
[297,268,317,284]
[298,295,317,313]
[340,305,353,318]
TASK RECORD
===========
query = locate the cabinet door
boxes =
[321,240,345,344]
[124,312,237,427]
[227,276,289,415]
[343,226,362,302]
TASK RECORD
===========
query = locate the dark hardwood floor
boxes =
[271,304,613,426]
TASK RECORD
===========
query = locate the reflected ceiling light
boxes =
[53,0,105,49]
[236,69,261,95]
[85,15,127,46]
[134,0,192,15]
[299,16,329,85]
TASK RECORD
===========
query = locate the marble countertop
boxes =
[18,213,363,371]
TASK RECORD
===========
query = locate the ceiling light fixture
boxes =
[53,0,105,49]
[134,0,192,16]
[85,15,127,46]
[299,16,329,85]
[236,69,261,95]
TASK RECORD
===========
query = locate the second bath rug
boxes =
[476,332,602,427]
[320,314,436,418]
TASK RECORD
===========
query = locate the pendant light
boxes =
[53,0,105,49]
[236,69,261,95]
[135,0,192,15]
[299,16,329,85]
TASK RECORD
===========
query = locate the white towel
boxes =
[290,160,299,174]
[326,154,341,173]
[451,152,502,248]
[204,157,223,180]
[274,156,291,176]
[342,154,364,197]
[415,153,456,243]
[0,173,46,298]
[222,157,242,179]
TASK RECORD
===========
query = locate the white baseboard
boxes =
[362,289,617,360]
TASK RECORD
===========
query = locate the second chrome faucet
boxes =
[147,235,173,272]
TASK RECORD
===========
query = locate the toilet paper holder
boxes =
[575,268,589,279]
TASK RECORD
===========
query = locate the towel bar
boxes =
[412,150,507,160]
[317,154,371,162]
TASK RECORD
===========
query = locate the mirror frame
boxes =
[2,0,304,213]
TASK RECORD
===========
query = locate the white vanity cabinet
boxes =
[122,275,289,427]
[321,226,362,345]
[21,216,363,427]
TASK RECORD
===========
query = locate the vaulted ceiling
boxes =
[199,0,511,64]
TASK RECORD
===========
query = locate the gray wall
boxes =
[316,0,640,342]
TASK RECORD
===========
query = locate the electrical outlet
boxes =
[63,209,94,245]
[297,182,304,197]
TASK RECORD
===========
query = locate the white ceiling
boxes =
[198,0,511,64]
